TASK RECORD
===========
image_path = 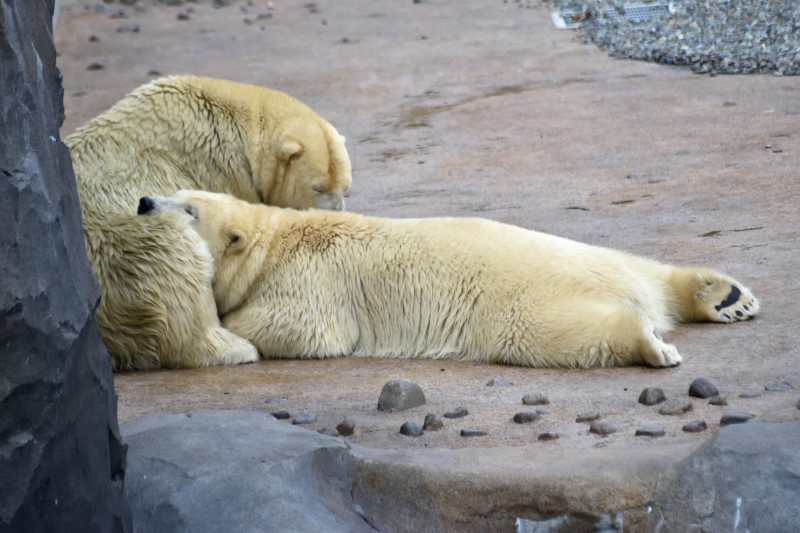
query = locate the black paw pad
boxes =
[714,285,741,311]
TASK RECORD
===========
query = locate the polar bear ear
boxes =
[228,229,246,250]
[279,138,303,161]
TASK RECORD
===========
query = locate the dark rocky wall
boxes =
[0,1,130,531]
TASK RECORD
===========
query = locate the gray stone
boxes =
[443,406,469,419]
[271,409,290,420]
[651,422,800,532]
[265,397,287,404]
[513,411,542,424]
[122,411,374,532]
[688,377,719,399]
[658,399,693,416]
[708,395,727,406]
[589,422,617,436]
[423,414,444,431]
[720,412,754,426]
[336,420,355,436]
[400,421,423,437]
[461,429,488,437]
[765,379,793,392]
[487,377,512,386]
[0,2,130,530]
[635,426,665,437]
[576,411,601,423]
[797,398,800,410]
[318,427,339,437]
[682,420,708,433]
[740,391,762,398]
[638,387,667,406]
[522,393,549,406]
[538,432,559,441]
[292,411,317,425]
[377,378,426,412]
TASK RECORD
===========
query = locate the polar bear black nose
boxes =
[137,196,155,215]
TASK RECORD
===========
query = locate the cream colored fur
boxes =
[66,75,352,370]
[142,191,760,368]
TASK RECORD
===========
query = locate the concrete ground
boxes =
[56,0,798,460]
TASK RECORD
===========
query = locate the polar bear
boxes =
[66,76,352,370]
[138,190,759,368]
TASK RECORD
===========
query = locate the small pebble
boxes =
[522,393,549,406]
[87,62,105,71]
[765,379,793,392]
[538,432,559,441]
[89,35,100,42]
[626,172,643,179]
[460,428,488,437]
[589,422,616,436]
[739,391,762,399]
[638,387,667,406]
[292,411,317,425]
[271,409,290,420]
[443,407,469,419]
[318,428,339,437]
[377,378,426,412]
[400,421,423,437]
[723,100,737,107]
[335,420,355,436]
[682,420,708,433]
[689,378,719,399]
[720,412,754,426]
[265,397,287,404]
[513,411,542,424]
[423,413,443,431]
[116,24,140,33]
[576,411,601,423]
[708,395,727,406]
[635,426,666,437]
[795,398,800,410]
[659,399,693,416]
[177,10,191,20]
[487,377,511,386]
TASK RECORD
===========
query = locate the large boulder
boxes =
[0,0,130,530]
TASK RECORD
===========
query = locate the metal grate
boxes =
[551,2,677,29]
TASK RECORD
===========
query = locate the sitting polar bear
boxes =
[66,76,352,370]
[138,190,759,368]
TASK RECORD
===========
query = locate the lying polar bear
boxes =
[139,190,759,368]
[67,76,351,370]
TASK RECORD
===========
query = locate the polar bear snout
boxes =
[314,192,344,211]
[137,196,156,215]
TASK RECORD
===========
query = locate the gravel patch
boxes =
[556,0,800,75]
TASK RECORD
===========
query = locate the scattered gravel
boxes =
[270,409,290,420]
[522,393,550,406]
[708,395,728,406]
[589,422,617,436]
[292,411,317,425]
[400,421,424,437]
[638,387,667,406]
[513,411,543,424]
[423,413,444,431]
[377,379,426,412]
[461,428,488,437]
[689,378,719,399]
[682,419,708,433]
[336,420,355,436]
[720,412,754,426]
[443,407,469,419]
[765,379,793,392]
[659,399,693,416]
[487,377,512,386]
[576,411,601,423]
[635,426,666,437]
[563,0,800,75]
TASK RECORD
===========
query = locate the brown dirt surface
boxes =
[55,0,800,454]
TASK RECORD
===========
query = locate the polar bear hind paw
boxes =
[704,281,760,323]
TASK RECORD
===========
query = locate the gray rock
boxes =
[461,429,488,437]
[0,3,130,530]
[765,379,793,392]
[122,411,374,532]
[708,395,727,406]
[443,406,469,419]
[638,387,667,406]
[336,420,355,436]
[797,398,800,410]
[682,420,708,433]
[487,377,511,386]
[538,432,559,441]
[265,397,287,404]
[740,391,762,398]
[658,399,693,416]
[318,427,339,437]
[720,412,754,426]
[513,411,542,424]
[377,379,426,412]
[293,411,317,425]
[589,422,617,436]
[522,393,550,406]
[688,378,719,399]
[576,411,601,423]
[635,426,666,437]
[423,414,444,431]
[652,422,800,532]
[271,409,290,420]
[400,421,424,437]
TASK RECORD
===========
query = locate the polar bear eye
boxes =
[184,205,198,219]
